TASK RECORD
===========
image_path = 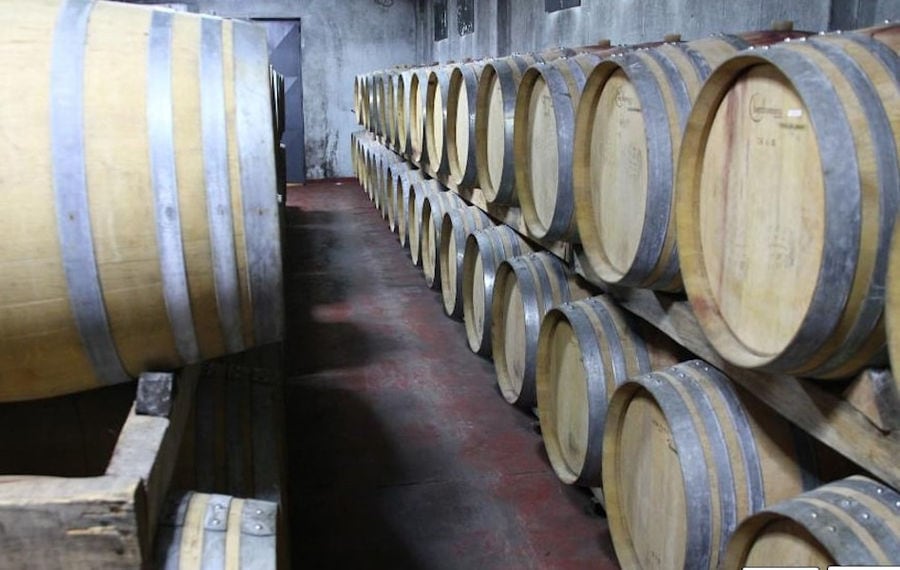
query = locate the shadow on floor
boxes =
[284,205,405,375]
[286,380,427,569]
[282,180,620,570]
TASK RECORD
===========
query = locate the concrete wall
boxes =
[830,0,900,30]
[416,0,899,63]
[116,0,899,177]
[123,0,418,179]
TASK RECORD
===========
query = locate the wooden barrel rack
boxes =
[352,23,900,568]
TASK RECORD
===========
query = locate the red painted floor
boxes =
[284,179,619,569]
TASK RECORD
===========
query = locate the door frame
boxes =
[254,18,306,183]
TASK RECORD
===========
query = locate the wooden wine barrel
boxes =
[357,75,367,128]
[387,71,400,147]
[675,27,900,378]
[396,170,424,248]
[440,206,493,319]
[371,72,382,136]
[408,178,442,266]
[385,160,402,228]
[723,475,900,568]
[380,155,396,220]
[378,69,390,142]
[603,360,850,570]
[376,151,403,220]
[350,132,359,177]
[358,75,366,127]
[379,72,392,141]
[363,147,376,200]
[392,68,413,153]
[535,295,681,486]
[426,66,454,176]
[0,2,282,402]
[358,144,368,194]
[447,61,487,188]
[352,75,359,122]
[574,33,804,291]
[354,75,363,126]
[409,67,433,165]
[373,72,383,137]
[386,161,414,233]
[156,491,278,570]
[395,70,414,158]
[364,73,375,133]
[370,150,382,202]
[462,225,533,355]
[421,191,466,288]
[359,75,366,129]
[371,72,384,137]
[888,221,900,390]
[360,75,366,126]
[369,147,385,204]
[475,54,539,204]
[359,137,373,186]
[372,152,386,214]
[515,54,600,241]
[492,252,591,407]
[353,134,370,185]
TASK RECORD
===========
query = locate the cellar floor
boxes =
[283,179,619,570]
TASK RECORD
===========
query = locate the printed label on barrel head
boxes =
[614,86,641,113]
[750,93,783,122]
[749,92,805,132]
[650,417,677,454]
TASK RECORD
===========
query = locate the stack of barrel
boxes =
[0,1,286,567]
[354,19,900,570]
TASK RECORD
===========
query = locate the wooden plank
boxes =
[589,280,900,490]
[250,370,287,503]
[172,346,285,504]
[0,475,144,569]
[842,369,900,432]
[105,364,201,557]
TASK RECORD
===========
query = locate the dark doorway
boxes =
[258,19,306,183]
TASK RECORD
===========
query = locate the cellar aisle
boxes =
[283,179,619,570]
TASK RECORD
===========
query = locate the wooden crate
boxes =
[0,343,287,568]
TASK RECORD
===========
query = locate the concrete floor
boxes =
[283,179,619,569]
